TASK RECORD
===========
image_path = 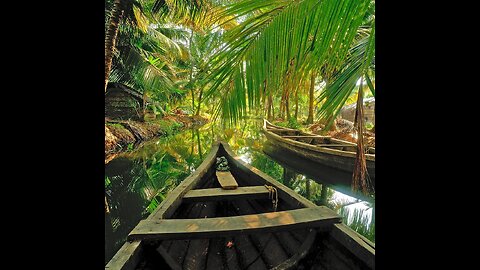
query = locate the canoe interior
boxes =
[129,144,372,270]
[137,145,306,269]
[264,122,375,155]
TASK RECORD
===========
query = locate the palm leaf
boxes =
[316,21,375,125]
[204,0,372,125]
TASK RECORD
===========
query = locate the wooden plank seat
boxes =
[314,144,356,147]
[183,186,270,202]
[128,206,341,241]
[216,171,238,190]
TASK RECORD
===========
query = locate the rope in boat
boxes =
[264,185,278,212]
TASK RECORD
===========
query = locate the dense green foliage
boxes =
[106,0,375,125]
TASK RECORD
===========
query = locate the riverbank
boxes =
[105,114,208,163]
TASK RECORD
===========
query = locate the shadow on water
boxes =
[105,119,375,264]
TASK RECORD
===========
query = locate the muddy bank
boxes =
[105,114,208,162]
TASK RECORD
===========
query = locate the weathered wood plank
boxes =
[182,201,217,270]
[128,207,340,241]
[274,231,301,257]
[158,201,206,268]
[182,239,210,269]
[233,234,268,270]
[205,238,226,270]
[266,127,291,131]
[183,186,269,202]
[216,171,239,190]
[156,244,182,270]
[271,229,317,270]
[330,224,375,269]
[233,200,289,268]
[314,144,356,147]
[224,236,242,270]
[105,240,142,270]
[321,237,364,270]
[163,239,190,268]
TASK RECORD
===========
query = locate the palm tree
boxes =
[186,31,224,115]
[109,22,191,115]
[203,0,373,124]
[105,0,208,92]
[306,71,316,124]
[105,0,148,92]
[201,0,374,193]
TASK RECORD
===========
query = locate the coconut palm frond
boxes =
[152,0,207,29]
[146,27,184,59]
[204,0,372,124]
[316,22,375,125]
[365,72,375,97]
[154,25,190,41]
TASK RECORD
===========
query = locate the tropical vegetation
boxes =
[105,0,376,263]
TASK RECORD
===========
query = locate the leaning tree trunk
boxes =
[266,95,272,120]
[294,87,299,120]
[306,72,315,124]
[105,0,124,92]
[188,30,196,114]
[285,90,291,120]
[270,95,275,120]
[279,91,285,119]
[352,77,370,194]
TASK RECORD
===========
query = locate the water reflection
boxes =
[105,119,375,264]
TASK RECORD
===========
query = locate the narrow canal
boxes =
[105,119,375,264]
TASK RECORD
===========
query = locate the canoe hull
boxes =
[262,120,375,183]
[263,131,375,180]
[106,141,375,270]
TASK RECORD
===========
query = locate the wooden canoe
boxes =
[106,141,375,270]
[262,119,375,182]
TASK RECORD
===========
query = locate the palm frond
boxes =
[316,21,375,124]
[204,0,372,124]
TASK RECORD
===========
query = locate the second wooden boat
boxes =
[106,141,375,270]
[262,119,375,182]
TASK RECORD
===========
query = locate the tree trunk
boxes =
[285,91,291,120]
[283,167,296,188]
[196,87,203,115]
[266,95,272,120]
[105,0,124,92]
[320,184,328,206]
[352,77,370,194]
[196,129,203,159]
[306,72,315,124]
[188,30,195,114]
[279,91,286,119]
[294,88,298,120]
[271,95,275,120]
[105,195,110,214]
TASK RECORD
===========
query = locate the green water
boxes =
[104,119,375,264]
